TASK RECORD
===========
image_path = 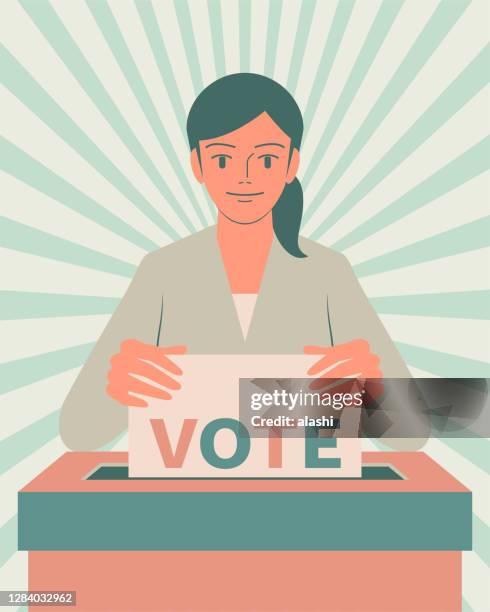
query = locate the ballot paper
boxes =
[129,354,362,478]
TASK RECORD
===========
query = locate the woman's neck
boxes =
[217,212,274,293]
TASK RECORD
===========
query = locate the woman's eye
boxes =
[263,156,272,169]
[218,156,227,169]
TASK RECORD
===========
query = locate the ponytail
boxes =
[272,178,306,258]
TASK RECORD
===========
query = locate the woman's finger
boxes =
[125,375,173,400]
[307,348,378,378]
[106,384,148,408]
[120,358,182,390]
[120,340,186,375]
[304,339,369,357]
[309,359,382,386]
[307,355,350,376]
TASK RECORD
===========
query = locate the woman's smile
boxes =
[226,190,265,202]
[225,191,265,196]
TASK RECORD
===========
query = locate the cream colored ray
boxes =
[292,0,338,115]
[153,1,197,111]
[0,369,81,441]
[2,174,146,264]
[407,366,439,378]
[272,0,302,86]
[1,88,171,248]
[249,0,268,76]
[422,446,489,541]
[301,0,381,172]
[307,0,487,228]
[0,315,108,363]
[50,0,195,236]
[303,0,436,207]
[1,2,185,238]
[0,248,131,296]
[110,432,128,451]
[343,171,489,263]
[462,551,490,610]
[54,0,186,186]
[424,438,489,525]
[380,314,490,363]
[0,437,66,527]
[361,438,378,451]
[326,92,489,247]
[111,1,194,160]
[0,552,27,591]
[187,0,217,86]
[220,0,240,75]
[109,0,209,227]
[358,249,490,297]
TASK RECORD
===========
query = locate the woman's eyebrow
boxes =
[205,142,236,148]
[254,142,285,148]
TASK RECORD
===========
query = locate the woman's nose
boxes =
[240,153,255,183]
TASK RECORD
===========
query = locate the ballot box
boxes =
[18,452,471,611]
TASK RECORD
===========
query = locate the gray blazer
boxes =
[60,226,428,450]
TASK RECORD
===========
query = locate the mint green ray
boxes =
[333,136,490,250]
[136,0,189,141]
[0,292,120,320]
[301,0,403,183]
[171,0,219,219]
[0,44,179,241]
[370,290,490,320]
[264,0,283,78]
[207,0,226,78]
[0,343,95,395]
[303,0,470,222]
[86,0,207,228]
[173,0,203,95]
[1,138,157,252]
[301,0,355,140]
[18,0,195,234]
[354,216,490,278]
[462,598,474,612]
[311,45,490,239]
[473,515,490,565]
[0,216,136,278]
[395,341,490,378]
[0,404,127,479]
[239,0,251,73]
[286,0,317,95]
[0,515,17,569]
[136,1,216,221]
[441,439,490,477]
[0,411,60,477]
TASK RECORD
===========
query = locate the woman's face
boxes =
[191,112,300,224]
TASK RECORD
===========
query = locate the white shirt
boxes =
[232,294,258,339]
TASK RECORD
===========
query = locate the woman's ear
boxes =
[286,148,300,184]
[190,148,204,183]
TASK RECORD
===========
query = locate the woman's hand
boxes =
[304,339,383,400]
[304,339,382,379]
[106,339,186,408]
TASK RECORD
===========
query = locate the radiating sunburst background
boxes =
[1,0,489,609]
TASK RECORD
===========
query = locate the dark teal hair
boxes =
[187,73,305,258]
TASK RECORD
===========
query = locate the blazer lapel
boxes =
[182,227,308,354]
[244,236,298,352]
[185,226,245,352]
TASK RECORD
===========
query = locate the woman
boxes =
[60,74,426,450]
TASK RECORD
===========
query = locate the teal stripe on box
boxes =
[18,491,471,551]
